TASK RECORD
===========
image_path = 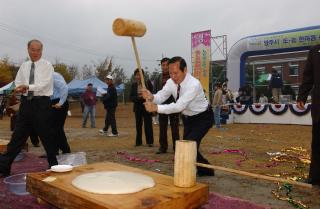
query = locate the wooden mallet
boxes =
[174,140,312,188]
[112,18,147,88]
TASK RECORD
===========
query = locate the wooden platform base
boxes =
[27,162,208,209]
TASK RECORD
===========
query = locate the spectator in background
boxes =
[81,83,97,128]
[236,85,252,105]
[269,69,283,103]
[130,69,154,147]
[153,57,180,154]
[51,72,70,154]
[258,93,268,104]
[212,82,223,128]
[222,78,229,92]
[99,75,118,137]
[220,78,234,104]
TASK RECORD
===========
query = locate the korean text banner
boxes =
[191,30,211,95]
[248,29,320,50]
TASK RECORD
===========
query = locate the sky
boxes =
[0,0,319,77]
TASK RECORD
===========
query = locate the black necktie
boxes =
[27,62,35,100]
[176,84,181,102]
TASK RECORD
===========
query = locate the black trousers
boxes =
[310,120,320,183]
[182,107,214,174]
[158,113,180,152]
[104,107,118,134]
[134,108,154,146]
[51,99,70,154]
[0,96,58,174]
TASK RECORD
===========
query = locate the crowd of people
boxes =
[0,45,217,178]
[0,39,319,186]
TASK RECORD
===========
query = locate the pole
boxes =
[252,62,256,102]
[131,37,146,88]
[195,163,312,189]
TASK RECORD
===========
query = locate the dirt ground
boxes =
[0,102,319,209]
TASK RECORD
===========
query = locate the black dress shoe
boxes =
[156,150,167,154]
[147,144,154,147]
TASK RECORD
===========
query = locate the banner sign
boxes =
[191,30,211,95]
[248,29,320,50]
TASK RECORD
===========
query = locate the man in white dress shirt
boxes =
[142,56,215,176]
[0,39,58,177]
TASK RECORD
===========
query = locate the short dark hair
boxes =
[87,83,93,87]
[169,56,187,71]
[160,57,170,64]
[28,39,43,48]
[134,68,144,76]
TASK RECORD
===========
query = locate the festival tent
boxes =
[116,83,125,94]
[67,76,124,96]
[0,82,15,95]
[67,76,107,96]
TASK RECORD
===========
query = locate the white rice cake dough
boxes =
[72,171,155,194]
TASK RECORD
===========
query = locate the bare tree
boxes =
[53,63,73,83]
[68,64,80,80]
[82,64,94,80]
[94,57,127,85]
[95,57,112,81]
[111,66,127,86]
[0,57,17,86]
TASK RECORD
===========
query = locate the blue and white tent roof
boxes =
[67,76,124,96]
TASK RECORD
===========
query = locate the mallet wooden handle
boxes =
[131,37,146,89]
[195,163,312,188]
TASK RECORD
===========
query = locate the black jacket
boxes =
[130,80,153,112]
[102,84,118,109]
[297,44,320,121]
[269,72,283,89]
[153,73,175,104]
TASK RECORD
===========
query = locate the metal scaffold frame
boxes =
[211,35,228,61]
[210,35,228,94]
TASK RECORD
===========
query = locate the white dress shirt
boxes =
[15,59,54,97]
[153,73,209,116]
